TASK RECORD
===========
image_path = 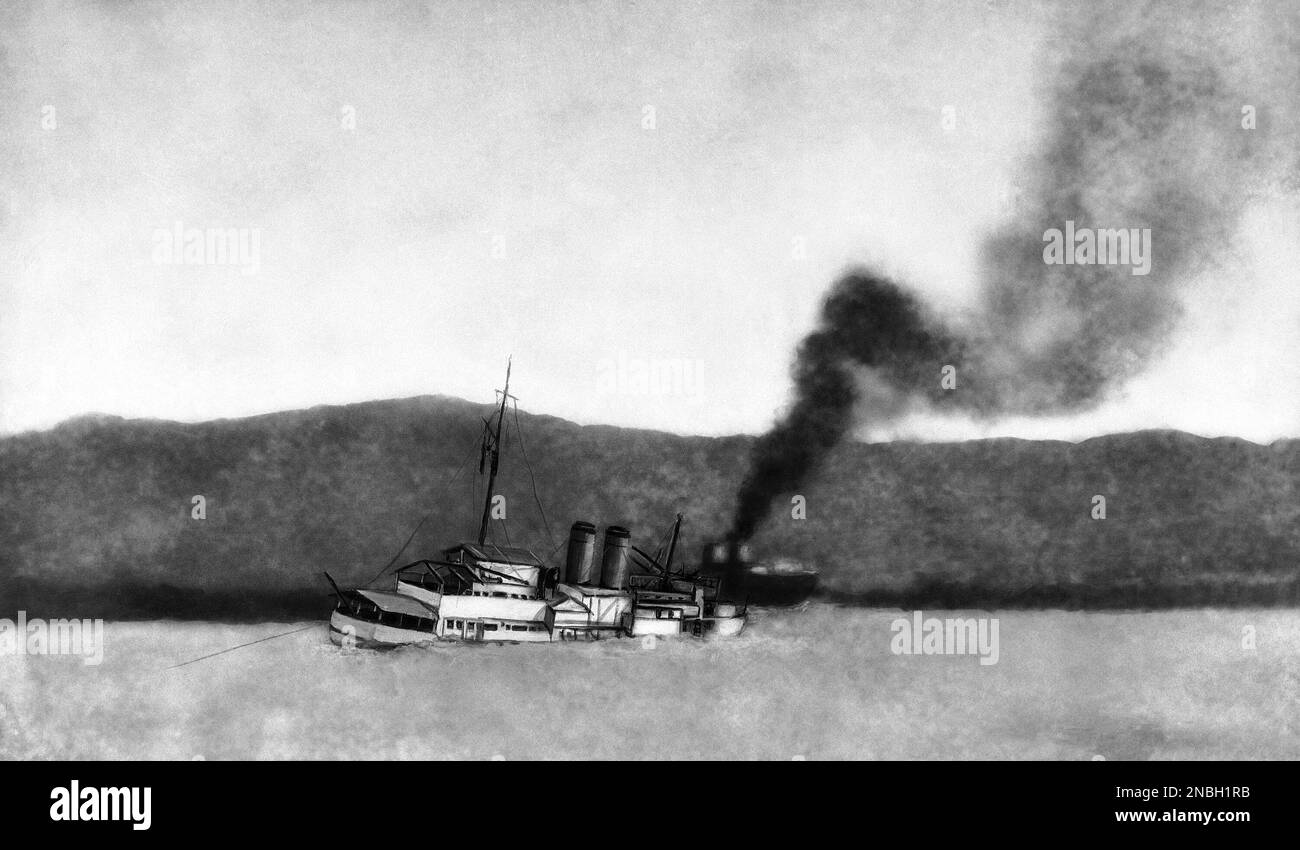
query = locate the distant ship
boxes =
[325,361,746,648]
[699,541,820,607]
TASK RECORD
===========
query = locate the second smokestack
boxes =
[600,526,632,590]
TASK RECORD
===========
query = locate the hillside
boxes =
[1,396,1297,618]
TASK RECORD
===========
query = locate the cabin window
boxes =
[483,624,498,631]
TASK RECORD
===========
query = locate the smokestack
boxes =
[565,521,598,585]
[599,526,632,590]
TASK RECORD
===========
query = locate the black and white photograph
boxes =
[0,0,1295,829]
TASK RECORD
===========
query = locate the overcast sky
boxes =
[2,0,1297,442]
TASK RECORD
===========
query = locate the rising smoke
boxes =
[729,273,965,543]
[729,23,1287,542]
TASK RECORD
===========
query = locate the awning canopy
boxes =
[445,542,547,568]
[356,589,438,617]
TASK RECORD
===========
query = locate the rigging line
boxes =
[498,512,512,550]
[511,400,556,550]
[471,464,480,535]
[652,519,673,557]
[364,431,481,586]
[166,625,317,671]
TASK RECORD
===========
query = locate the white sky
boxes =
[1,0,1297,442]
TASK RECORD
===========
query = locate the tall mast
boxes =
[662,512,682,588]
[477,358,513,545]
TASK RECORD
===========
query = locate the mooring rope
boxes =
[166,624,318,671]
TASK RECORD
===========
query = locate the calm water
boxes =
[2,605,1297,759]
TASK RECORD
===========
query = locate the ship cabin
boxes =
[442,542,552,594]
[437,588,555,642]
[549,583,633,640]
[328,588,439,648]
[394,560,479,609]
[626,578,705,637]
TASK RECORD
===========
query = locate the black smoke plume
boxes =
[729,22,1287,542]
[729,273,965,543]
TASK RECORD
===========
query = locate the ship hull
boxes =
[328,610,437,649]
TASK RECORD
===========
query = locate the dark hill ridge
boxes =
[1,396,1297,619]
